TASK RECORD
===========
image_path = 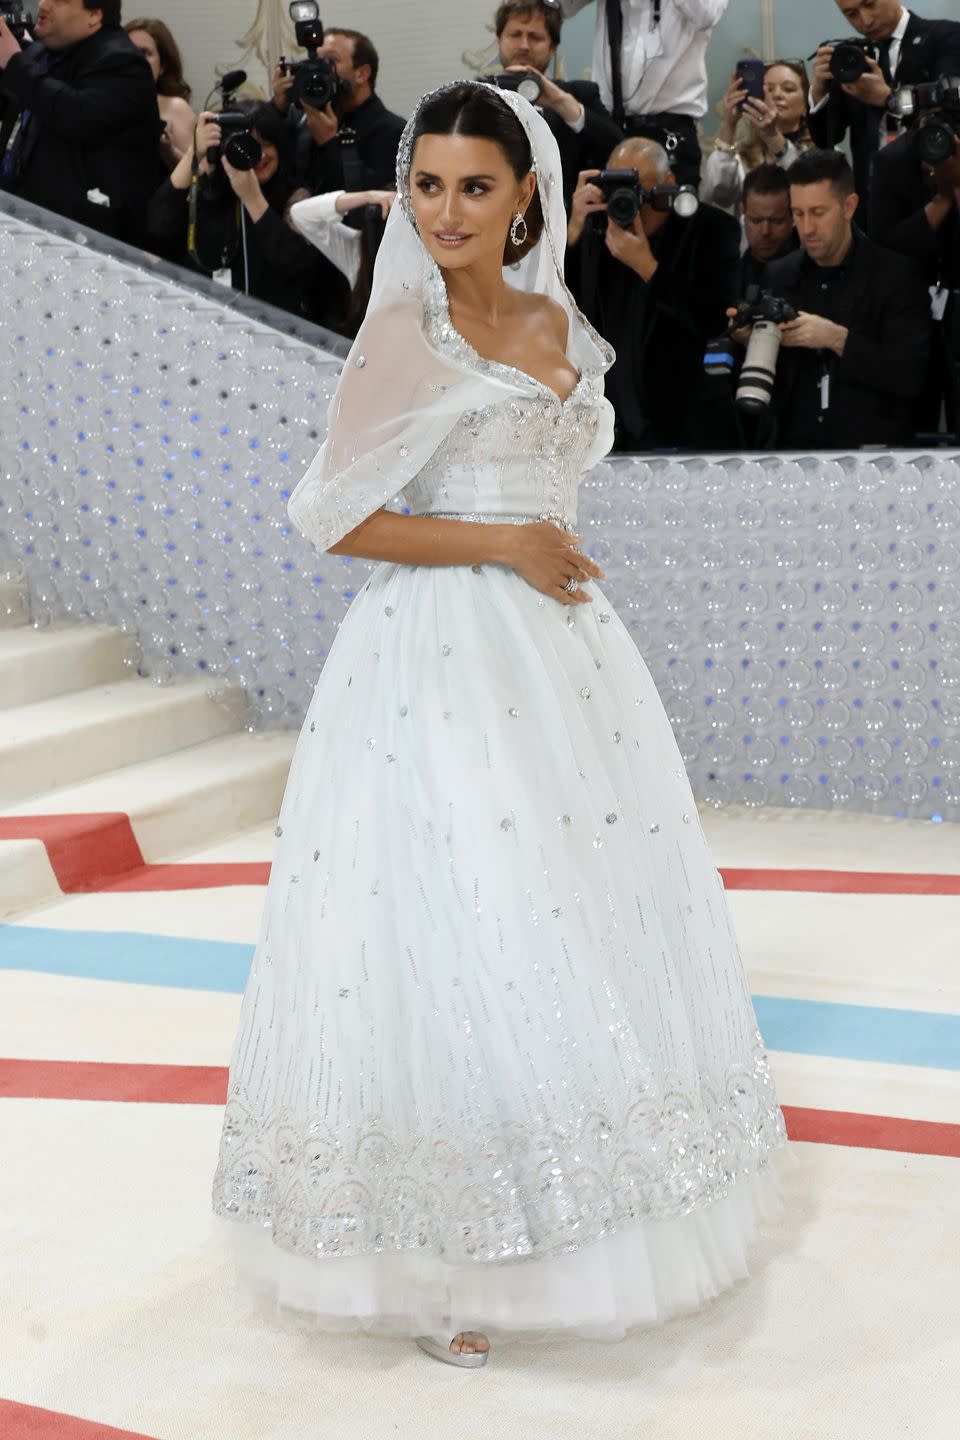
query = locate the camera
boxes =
[592,169,699,229]
[888,75,960,164]
[278,0,344,111]
[817,37,878,86]
[0,0,31,43]
[705,288,798,413]
[485,71,544,104]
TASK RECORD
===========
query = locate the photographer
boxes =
[869,127,960,432]
[492,1,623,210]
[558,0,730,187]
[703,60,814,211]
[145,102,331,323]
[808,1,960,201]
[0,0,163,245]
[277,27,404,202]
[750,148,930,449]
[566,136,740,449]
[739,163,798,293]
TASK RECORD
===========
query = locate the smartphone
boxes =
[735,59,766,109]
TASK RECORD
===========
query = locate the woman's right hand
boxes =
[718,73,748,142]
[506,522,604,606]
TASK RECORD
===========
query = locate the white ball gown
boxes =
[211,79,789,1345]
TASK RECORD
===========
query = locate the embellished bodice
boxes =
[401,370,611,528]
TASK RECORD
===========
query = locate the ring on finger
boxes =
[563,576,579,595]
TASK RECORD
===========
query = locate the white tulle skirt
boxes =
[212,558,790,1342]
[215,1152,789,1342]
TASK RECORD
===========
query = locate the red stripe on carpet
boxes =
[721,868,960,895]
[4,813,960,895]
[0,1399,160,1440]
[2,1059,958,1156]
[100,862,271,892]
[0,815,144,891]
[781,1105,960,1157]
[0,1058,228,1104]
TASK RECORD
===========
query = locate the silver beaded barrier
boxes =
[2,200,959,820]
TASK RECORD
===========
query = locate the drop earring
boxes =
[509,211,528,247]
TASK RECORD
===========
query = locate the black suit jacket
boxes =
[541,79,623,212]
[568,203,741,450]
[0,27,163,245]
[808,14,960,199]
[762,229,931,448]
[867,130,960,289]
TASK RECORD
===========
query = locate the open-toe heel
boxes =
[415,1333,490,1368]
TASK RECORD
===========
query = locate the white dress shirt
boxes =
[559,0,730,120]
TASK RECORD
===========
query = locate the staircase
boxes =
[0,585,295,919]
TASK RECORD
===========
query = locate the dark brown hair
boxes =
[85,0,122,27]
[494,2,562,48]
[324,27,380,91]
[125,17,192,100]
[409,82,545,264]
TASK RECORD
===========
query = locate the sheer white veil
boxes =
[287,79,615,554]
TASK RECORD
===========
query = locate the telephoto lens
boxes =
[737,321,784,413]
[916,113,960,164]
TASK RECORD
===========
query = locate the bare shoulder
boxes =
[162,96,196,122]
[511,290,570,347]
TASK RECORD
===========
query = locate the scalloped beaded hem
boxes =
[210,1148,791,1343]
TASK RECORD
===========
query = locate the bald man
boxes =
[566,136,741,450]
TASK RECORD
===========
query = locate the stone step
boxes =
[0,729,295,918]
[0,676,245,808]
[0,624,131,708]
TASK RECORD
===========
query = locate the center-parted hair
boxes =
[786,148,855,200]
[408,82,545,264]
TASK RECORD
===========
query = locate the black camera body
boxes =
[728,288,798,332]
[208,111,262,172]
[0,0,31,43]
[822,36,878,85]
[889,75,960,164]
[278,12,344,111]
[592,168,699,228]
[486,71,544,104]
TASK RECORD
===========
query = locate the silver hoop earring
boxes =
[509,211,528,247]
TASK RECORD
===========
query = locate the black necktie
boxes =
[877,36,894,86]
[606,0,625,129]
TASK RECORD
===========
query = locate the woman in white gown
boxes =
[212,80,789,1366]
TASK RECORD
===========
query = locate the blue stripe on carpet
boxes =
[2,925,959,1070]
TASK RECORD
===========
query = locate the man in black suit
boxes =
[0,0,162,245]
[566,136,741,450]
[757,149,930,450]
[493,0,622,211]
[868,129,960,432]
[808,0,960,202]
[739,164,798,294]
[280,27,405,200]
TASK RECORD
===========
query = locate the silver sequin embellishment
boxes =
[580,687,591,699]
[355,356,367,369]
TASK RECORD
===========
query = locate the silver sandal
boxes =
[415,1333,490,1368]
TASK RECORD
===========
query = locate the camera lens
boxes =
[830,42,870,85]
[607,188,639,227]
[516,75,542,103]
[916,118,958,164]
[223,130,262,171]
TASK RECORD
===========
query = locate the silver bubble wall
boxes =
[2,203,959,820]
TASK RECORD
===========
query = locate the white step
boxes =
[0,624,130,707]
[0,676,245,807]
[0,729,295,918]
[0,578,29,628]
